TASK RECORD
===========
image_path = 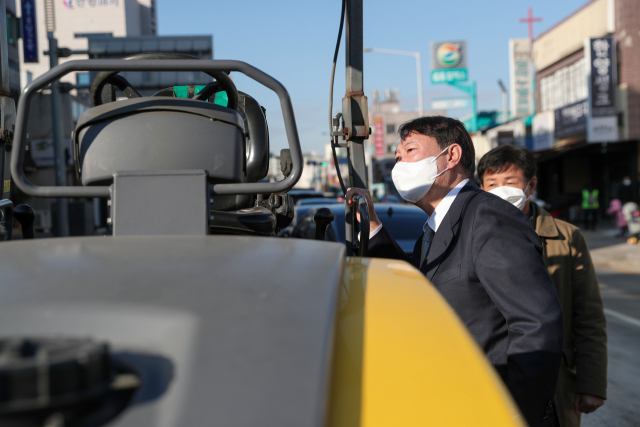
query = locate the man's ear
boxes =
[528,176,538,196]
[447,144,463,169]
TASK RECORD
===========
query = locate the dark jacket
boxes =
[369,181,564,427]
[530,202,607,427]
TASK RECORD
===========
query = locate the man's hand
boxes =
[574,393,604,414]
[345,187,382,233]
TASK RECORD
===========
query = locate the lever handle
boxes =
[314,208,335,241]
[352,196,370,257]
[13,205,35,240]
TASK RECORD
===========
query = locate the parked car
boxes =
[295,197,341,206]
[379,194,401,204]
[287,189,325,204]
[289,203,428,255]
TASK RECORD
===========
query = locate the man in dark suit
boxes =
[346,116,563,427]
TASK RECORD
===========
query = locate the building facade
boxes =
[17,0,156,85]
[531,0,639,219]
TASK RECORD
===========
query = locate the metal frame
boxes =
[10,59,303,198]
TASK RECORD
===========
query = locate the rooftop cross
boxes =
[518,7,542,43]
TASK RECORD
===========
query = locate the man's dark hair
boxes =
[477,145,536,183]
[398,116,476,178]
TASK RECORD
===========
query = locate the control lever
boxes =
[352,196,370,257]
[14,205,35,239]
[314,208,335,241]
[0,199,13,241]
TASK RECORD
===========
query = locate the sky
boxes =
[157,0,592,155]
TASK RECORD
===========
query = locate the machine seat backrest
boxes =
[74,97,246,187]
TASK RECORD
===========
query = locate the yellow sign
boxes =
[3,180,9,193]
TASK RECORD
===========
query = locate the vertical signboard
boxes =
[586,36,618,143]
[21,0,38,63]
[509,38,534,118]
[374,116,385,157]
[430,40,468,84]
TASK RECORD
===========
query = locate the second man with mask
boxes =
[478,145,607,427]
[345,116,563,427]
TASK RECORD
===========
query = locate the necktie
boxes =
[420,225,435,269]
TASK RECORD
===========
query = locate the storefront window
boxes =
[540,57,586,111]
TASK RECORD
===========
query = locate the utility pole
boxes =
[343,0,369,190]
[342,0,370,255]
[44,0,69,236]
[498,79,508,123]
[0,0,15,202]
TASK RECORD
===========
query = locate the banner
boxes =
[21,0,38,63]
[374,116,385,157]
[509,39,534,118]
[586,36,618,143]
[590,37,616,117]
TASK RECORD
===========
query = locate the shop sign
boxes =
[589,37,616,117]
[532,111,555,152]
[585,36,618,143]
[497,131,515,146]
[554,99,588,139]
[374,116,384,157]
[509,38,534,118]
[63,0,119,8]
[21,0,38,63]
[29,139,73,167]
[430,41,468,84]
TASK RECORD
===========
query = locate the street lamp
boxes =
[497,79,509,123]
[364,47,423,117]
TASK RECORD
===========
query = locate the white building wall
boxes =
[17,0,155,84]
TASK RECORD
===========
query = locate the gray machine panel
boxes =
[0,235,346,427]
[112,170,210,236]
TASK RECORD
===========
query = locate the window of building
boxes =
[540,57,587,111]
[76,73,91,86]
[74,33,113,39]
[72,101,89,122]
[386,124,396,134]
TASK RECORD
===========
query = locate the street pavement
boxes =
[579,227,640,427]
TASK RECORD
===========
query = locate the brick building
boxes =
[531,0,640,220]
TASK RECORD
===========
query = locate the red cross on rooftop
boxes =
[519,7,542,42]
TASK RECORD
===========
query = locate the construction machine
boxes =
[0,1,525,426]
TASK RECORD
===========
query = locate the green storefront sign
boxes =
[430,68,468,84]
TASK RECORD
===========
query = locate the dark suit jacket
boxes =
[369,181,564,427]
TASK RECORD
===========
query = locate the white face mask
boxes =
[392,147,449,203]
[623,179,631,186]
[488,182,531,210]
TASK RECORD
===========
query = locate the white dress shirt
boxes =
[369,178,470,238]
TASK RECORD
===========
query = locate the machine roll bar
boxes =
[10,59,303,198]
